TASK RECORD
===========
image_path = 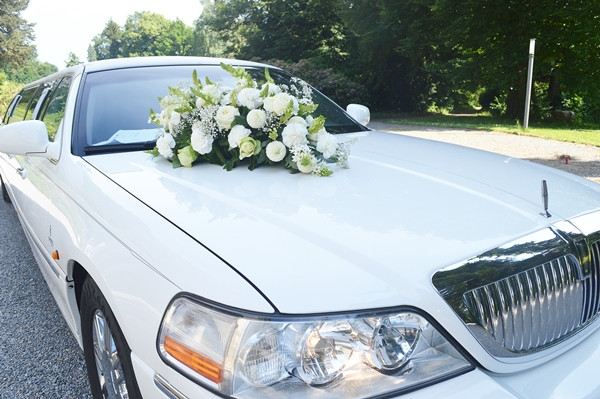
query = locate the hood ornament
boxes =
[540,180,551,218]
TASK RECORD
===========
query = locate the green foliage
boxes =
[91,20,122,60]
[0,0,36,67]
[66,52,82,67]
[200,0,351,65]
[383,113,600,147]
[266,59,367,108]
[2,59,57,83]
[91,12,198,61]
[0,79,23,117]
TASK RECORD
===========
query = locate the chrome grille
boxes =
[463,255,585,352]
[582,240,600,322]
[432,219,600,361]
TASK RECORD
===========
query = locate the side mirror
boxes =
[0,120,50,157]
[346,104,370,126]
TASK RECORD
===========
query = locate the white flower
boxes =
[167,111,181,133]
[270,92,298,116]
[282,123,309,148]
[157,94,185,131]
[261,82,281,96]
[196,84,222,106]
[316,132,338,159]
[287,116,307,126]
[190,122,214,155]
[308,127,326,142]
[215,105,239,130]
[247,109,267,129]
[263,96,276,113]
[237,88,263,109]
[156,133,176,159]
[228,125,251,148]
[266,141,286,162]
[297,154,316,174]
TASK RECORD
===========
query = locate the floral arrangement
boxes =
[148,63,353,176]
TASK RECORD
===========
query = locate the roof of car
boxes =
[22,56,271,89]
[81,56,269,73]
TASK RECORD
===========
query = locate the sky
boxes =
[22,0,204,69]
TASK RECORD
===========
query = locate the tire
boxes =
[1,176,10,203]
[80,277,141,399]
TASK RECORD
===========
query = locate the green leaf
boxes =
[260,84,270,98]
[192,69,201,88]
[172,156,183,168]
[299,103,318,116]
[308,115,326,134]
[145,147,160,157]
[280,100,295,124]
[264,68,275,84]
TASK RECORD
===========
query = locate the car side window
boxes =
[7,86,39,124]
[41,76,71,142]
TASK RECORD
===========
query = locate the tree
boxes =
[337,0,447,111]
[2,59,57,83]
[66,52,81,67]
[91,12,197,60]
[434,0,600,120]
[121,12,195,57]
[91,20,122,60]
[200,0,351,65]
[0,0,36,67]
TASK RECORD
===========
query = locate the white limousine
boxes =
[1,56,600,399]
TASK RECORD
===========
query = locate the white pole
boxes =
[523,38,536,129]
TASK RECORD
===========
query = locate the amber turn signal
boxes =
[163,336,224,384]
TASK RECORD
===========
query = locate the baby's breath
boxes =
[148,64,356,175]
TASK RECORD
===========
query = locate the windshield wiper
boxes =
[83,141,157,155]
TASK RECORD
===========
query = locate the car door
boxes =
[0,83,51,237]
[25,75,73,260]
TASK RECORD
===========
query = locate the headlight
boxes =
[158,296,473,398]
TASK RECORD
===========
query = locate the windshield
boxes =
[74,64,366,155]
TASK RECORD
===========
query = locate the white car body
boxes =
[1,57,600,398]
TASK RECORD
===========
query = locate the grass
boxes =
[375,113,600,147]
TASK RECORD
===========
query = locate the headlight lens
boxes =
[158,297,472,398]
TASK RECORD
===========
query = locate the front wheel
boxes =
[80,276,141,399]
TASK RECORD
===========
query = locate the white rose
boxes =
[316,132,338,159]
[247,109,267,129]
[237,88,263,109]
[190,123,214,155]
[156,133,176,159]
[271,92,298,116]
[266,141,286,162]
[228,125,251,149]
[196,84,222,106]
[215,105,239,130]
[287,116,307,126]
[281,123,309,148]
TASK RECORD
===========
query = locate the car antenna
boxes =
[540,180,551,218]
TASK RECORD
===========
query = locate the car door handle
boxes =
[16,167,28,179]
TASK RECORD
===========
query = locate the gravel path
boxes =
[0,200,92,399]
[369,121,600,184]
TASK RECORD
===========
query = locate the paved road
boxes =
[0,199,92,398]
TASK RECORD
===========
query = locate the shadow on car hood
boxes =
[85,130,600,314]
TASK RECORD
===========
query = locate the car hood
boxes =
[85,130,600,314]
